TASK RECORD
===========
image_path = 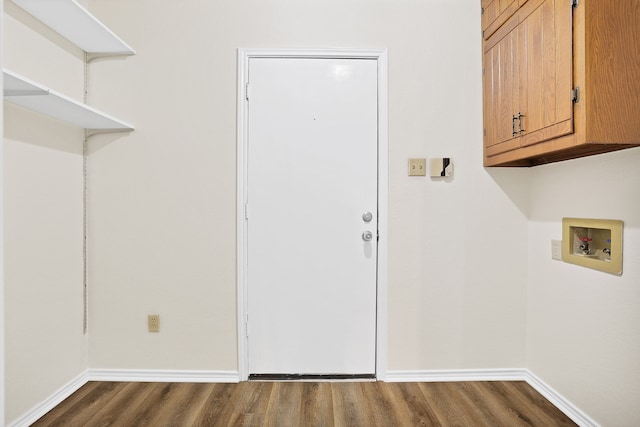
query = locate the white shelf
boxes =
[11,0,135,55]
[3,69,134,131]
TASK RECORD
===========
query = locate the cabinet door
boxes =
[518,0,573,146]
[483,0,520,39]
[484,29,519,154]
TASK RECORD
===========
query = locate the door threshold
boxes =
[249,373,376,382]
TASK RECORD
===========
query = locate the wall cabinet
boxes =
[482,0,528,40]
[482,0,640,167]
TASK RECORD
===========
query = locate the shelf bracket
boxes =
[84,128,134,139]
[86,52,135,63]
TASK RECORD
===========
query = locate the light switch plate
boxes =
[408,158,426,176]
[429,158,453,177]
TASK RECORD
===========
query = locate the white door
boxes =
[247,57,378,376]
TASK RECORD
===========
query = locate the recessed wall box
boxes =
[562,218,623,275]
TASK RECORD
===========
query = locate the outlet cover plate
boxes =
[408,158,426,176]
[148,314,160,332]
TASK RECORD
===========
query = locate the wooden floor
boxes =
[32,381,577,426]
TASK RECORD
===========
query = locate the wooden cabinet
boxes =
[483,24,518,150]
[482,0,640,167]
[482,0,528,40]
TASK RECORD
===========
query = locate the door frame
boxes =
[236,48,388,381]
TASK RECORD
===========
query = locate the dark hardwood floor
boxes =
[31,380,577,426]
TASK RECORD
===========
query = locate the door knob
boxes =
[362,211,373,223]
[362,230,373,241]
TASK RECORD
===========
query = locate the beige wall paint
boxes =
[85,0,528,373]
[3,2,88,423]
[527,147,640,426]
[6,0,638,425]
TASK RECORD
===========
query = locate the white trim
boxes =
[375,49,389,382]
[524,371,599,427]
[386,368,528,383]
[0,6,5,423]
[386,369,599,427]
[236,48,389,381]
[7,371,89,427]
[87,369,240,383]
[236,48,249,381]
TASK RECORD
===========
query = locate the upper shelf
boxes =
[3,69,134,131]
[10,0,135,55]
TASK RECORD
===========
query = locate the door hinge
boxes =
[571,0,578,8]
[481,6,485,15]
[246,314,249,337]
[245,83,250,100]
[571,87,580,103]
[244,202,249,220]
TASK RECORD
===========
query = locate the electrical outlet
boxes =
[148,314,160,332]
[408,158,427,176]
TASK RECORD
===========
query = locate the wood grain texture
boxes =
[585,0,640,143]
[31,381,577,427]
[483,0,520,40]
[482,0,640,167]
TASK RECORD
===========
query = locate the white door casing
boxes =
[237,49,388,380]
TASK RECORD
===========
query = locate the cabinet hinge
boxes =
[571,87,580,103]
[245,83,250,100]
[244,202,249,220]
[246,314,249,337]
[571,0,578,8]
[481,6,485,15]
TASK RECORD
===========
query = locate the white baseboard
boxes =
[7,371,89,427]
[524,371,599,427]
[87,368,240,383]
[386,368,599,427]
[386,368,528,383]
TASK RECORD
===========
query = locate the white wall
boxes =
[3,1,88,423]
[527,147,640,427]
[5,0,638,425]
[86,0,528,373]
[0,3,5,424]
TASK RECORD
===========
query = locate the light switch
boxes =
[408,158,426,176]
[429,158,453,177]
